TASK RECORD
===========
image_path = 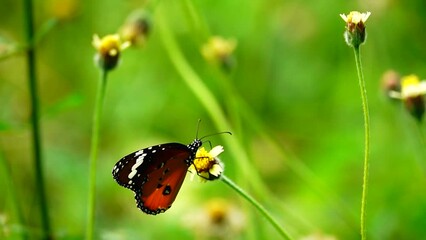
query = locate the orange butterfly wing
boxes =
[113,142,199,215]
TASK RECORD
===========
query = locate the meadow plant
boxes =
[340,11,371,240]
[22,0,51,238]
[86,34,129,239]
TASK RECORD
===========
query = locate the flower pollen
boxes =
[189,146,224,181]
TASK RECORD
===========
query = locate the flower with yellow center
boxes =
[400,75,426,99]
[92,34,130,71]
[340,11,371,48]
[400,75,426,122]
[188,146,224,182]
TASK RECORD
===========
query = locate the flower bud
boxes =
[400,75,426,122]
[381,70,401,100]
[340,11,371,48]
[92,34,130,71]
[120,10,151,47]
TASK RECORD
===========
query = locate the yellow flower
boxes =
[201,36,237,72]
[92,34,130,71]
[181,198,245,239]
[400,75,426,99]
[396,74,426,122]
[340,11,371,47]
[188,146,224,182]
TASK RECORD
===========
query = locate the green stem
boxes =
[179,2,357,232]
[353,46,370,240]
[181,0,210,42]
[22,0,52,238]
[0,152,28,239]
[86,70,108,240]
[414,122,426,177]
[221,175,293,240]
[157,13,267,198]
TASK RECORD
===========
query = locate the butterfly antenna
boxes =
[199,131,232,141]
[195,119,202,139]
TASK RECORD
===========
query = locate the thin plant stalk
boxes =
[156,14,267,198]
[221,175,293,240]
[353,46,370,240]
[413,122,426,177]
[0,152,28,239]
[179,1,357,231]
[86,69,108,240]
[22,0,52,238]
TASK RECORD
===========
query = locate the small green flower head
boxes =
[340,11,371,48]
[92,34,130,71]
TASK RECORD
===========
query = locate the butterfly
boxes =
[112,139,203,215]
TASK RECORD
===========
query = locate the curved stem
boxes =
[221,175,293,240]
[353,46,370,240]
[156,13,267,198]
[86,70,108,240]
[23,0,52,238]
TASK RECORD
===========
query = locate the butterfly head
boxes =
[187,139,203,162]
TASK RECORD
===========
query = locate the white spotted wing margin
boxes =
[112,143,187,191]
[112,140,202,214]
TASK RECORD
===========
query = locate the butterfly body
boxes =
[112,139,202,215]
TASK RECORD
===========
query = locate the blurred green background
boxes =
[1,0,426,239]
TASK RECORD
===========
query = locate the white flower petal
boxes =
[209,145,224,158]
[209,163,224,177]
[419,81,426,95]
[362,12,371,22]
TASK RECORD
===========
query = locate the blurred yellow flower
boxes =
[400,74,426,99]
[92,34,130,71]
[182,198,245,239]
[188,146,224,182]
[390,74,426,122]
[201,36,237,71]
